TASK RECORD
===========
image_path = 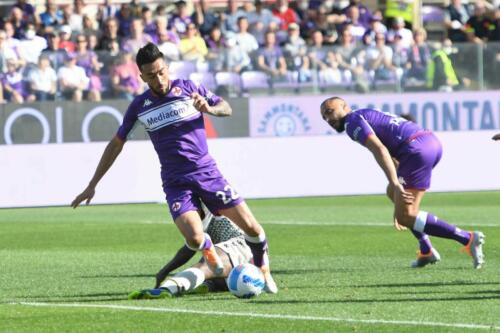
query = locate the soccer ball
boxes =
[227,263,265,298]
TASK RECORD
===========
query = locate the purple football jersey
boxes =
[345,108,423,159]
[116,79,222,184]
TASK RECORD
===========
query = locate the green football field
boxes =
[1,192,499,333]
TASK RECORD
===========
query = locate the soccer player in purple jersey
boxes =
[320,96,485,269]
[71,43,277,293]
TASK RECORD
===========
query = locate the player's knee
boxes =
[186,233,205,249]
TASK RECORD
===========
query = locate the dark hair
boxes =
[136,42,164,69]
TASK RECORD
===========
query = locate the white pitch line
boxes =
[12,302,500,331]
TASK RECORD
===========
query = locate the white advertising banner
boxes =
[1,131,499,208]
[249,91,500,137]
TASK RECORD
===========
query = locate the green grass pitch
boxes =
[0,192,499,332]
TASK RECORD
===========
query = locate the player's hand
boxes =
[394,184,414,204]
[191,92,211,114]
[492,134,500,141]
[71,186,95,209]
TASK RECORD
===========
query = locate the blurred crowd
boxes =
[0,0,499,103]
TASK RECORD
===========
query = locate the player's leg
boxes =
[197,169,277,294]
[395,134,484,268]
[219,203,277,294]
[165,186,223,275]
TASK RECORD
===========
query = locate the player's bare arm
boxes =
[71,136,125,208]
[364,134,414,205]
[191,92,232,117]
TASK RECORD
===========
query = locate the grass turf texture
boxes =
[0,191,499,332]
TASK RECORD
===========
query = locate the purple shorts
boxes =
[397,132,442,190]
[163,167,244,221]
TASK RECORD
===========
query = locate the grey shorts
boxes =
[215,236,253,268]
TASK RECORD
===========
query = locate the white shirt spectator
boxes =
[234,32,259,54]
[29,66,57,92]
[17,35,47,64]
[57,64,89,89]
[387,28,413,49]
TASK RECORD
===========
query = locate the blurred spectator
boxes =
[405,28,431,84]
[3,22,21,51]
[141,6,156,38]
[40,0,64,28]
[154,4,167,18]
[12,0,36,25]
[226,37,252,73]
[96,0,118,29]
[221,0,247,34]
[444,0,471,42]
[205,25,226,71]
[27,55,57,101]
[97,17,122,52]
[308,29,341,85]
[17,23,47,65]
[335,25,359,74]
[343,0,372,30]
[58,25,76,53]
[384,0,414,29]
[86,33,98,51]
[122,18,153,55]
[343,5,366,42]
[257,31,287,81]
[116,4,134,38]
[168,0,194,37]
[234,17,259,55]
[0,30,19,73]
[75,34,102,101]
[179,23,208,62]
[465,1,495,43]
[82,15,99,37]
[272,0,299,31]
[387,16,413,48]
[1,59,32,103]
[302,5,339,45]
[8,7,28,39]
[284,23,311,83]
[41,32,66,70]
[363,13,387,42]
[365,33,396,81]
[248,0,278,42]
[57,52,89,101]
[390,33,408,80]
[110,51,142,100]
[426,39,467,92]
[193,0,219,37]
[158,30,180,62]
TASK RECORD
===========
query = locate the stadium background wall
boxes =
[1,130,499,208]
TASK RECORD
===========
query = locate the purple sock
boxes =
[202,234,213,250]
[423,213,471,245]
[410,230,432,254]
[245,239,268,267]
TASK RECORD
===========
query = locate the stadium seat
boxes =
[168,61,197,80]
[215,71,242,96]
[241,71,269,90]
[189,72,217,91]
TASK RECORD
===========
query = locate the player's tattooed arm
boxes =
[192,92,232,117]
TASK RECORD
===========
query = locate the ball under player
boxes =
[320,96,485,269]
[71,43,277,293]
[129,207,254,299]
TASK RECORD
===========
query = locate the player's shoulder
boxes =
[129,89,152,110]
[171,78,196,91]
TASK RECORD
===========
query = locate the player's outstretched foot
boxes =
[128,287,174,300]
[203,246,224,275]
[411,248,441,268]
[260,266,278,294]
[462,231,485,269]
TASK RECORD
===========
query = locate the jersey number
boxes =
[216,185,240,204]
